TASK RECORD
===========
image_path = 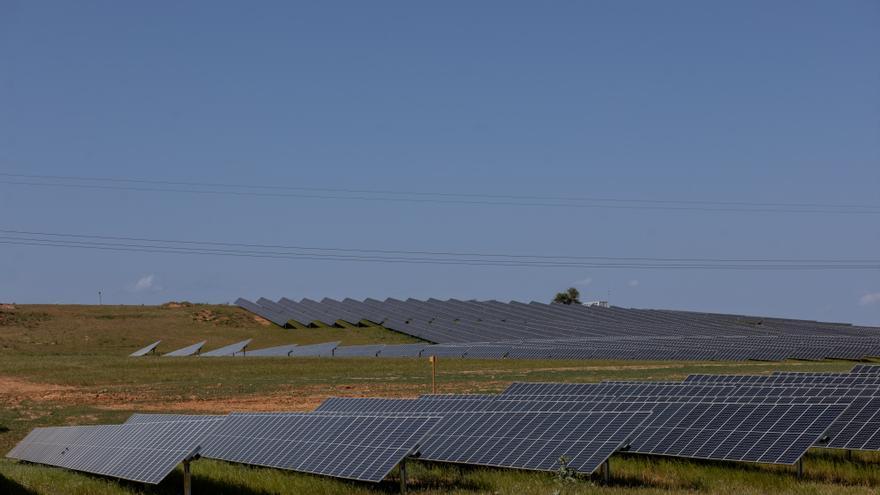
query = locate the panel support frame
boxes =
[399,459,408,494]
[183,459,192,495]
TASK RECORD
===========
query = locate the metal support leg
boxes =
[183,460,192,495]
[847,449,853,461]
[796,458,803,479]
[603,459,611,484]
[399,459,407,494]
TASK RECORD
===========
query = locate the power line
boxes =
[0,228,876,264]
[1,173,878,214]
[0,229,876,270]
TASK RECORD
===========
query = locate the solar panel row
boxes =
[315,395,846,465]
[11,367,880,489]
[200,413,439,482]
[236,297,880,345]
[132,336,880,362]
[5,419,222,484]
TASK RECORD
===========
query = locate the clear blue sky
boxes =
[1,1,878,324]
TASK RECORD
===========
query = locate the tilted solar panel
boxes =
[417,411,650,474]
[200,413,439,482]
[286,341,340,357]
[163,341,206,357]
[314,398,418,414]
[246,344,299,357]
[332,344,386,357]
[487,399,845,464]
[377,343,431,357]
[314,397,494,415]
[851,364,880,374]
[685,374,880,386]
[6,419,222,484]
[129,340,161,357]
[124,413,225,424]
[825,397,880,450]
[625,402,845,464]
[200,339,252,357]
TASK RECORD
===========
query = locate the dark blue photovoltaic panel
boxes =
[851,365,880,374]
[825,398,880,450]
[6,419,222,484]
[232,297,880,361]
[417,411,650,473]
[200,413,439,482]
[485,399,845,464]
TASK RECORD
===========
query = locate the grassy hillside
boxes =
[0,304,878,494]
[0,303,420,355]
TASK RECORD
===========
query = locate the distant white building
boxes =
[583,300,609,308]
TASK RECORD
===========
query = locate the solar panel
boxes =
[314,397,493,415]
[235,298,290,327]
[377,343,430,357]
[625,402,845,464]
[6,419,222,484]
[286,341,340,357]
[851,364,880,374]
[332,344,386,357]
[246,344,299,356]
[420,394,499,401]
[124,413,224,424]
[314,398,419,414]
[200,339,252,357]
[488,399,845,464]
[417,411,650,473]
[129,340,161,357]
[163,341,206,357]
[233,297,880,360]
[825,397,880,450]
[200,413,439,482]
[686,374,880,386]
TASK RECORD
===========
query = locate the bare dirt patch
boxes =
[94,383,434,414]
[0,376,79,405]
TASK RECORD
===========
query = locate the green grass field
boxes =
[1,304,878,494]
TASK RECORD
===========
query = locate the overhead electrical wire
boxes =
[1,172,878,214]
[0,229,876,270]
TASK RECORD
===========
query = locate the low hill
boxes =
[0,303,421,356]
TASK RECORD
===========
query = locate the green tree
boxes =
[553,287,581,305]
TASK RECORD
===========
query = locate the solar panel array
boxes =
[237,297,880,342]
[124,413,224,424]
[232,297,880,361]
[6,419,222,484]
[14,366,880,489]
[315,393,848,466]
[133,336,880,362]
[315,397,494,415]
[200,413,439,482]
[417,411,650,473]
[493,399,844,464]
